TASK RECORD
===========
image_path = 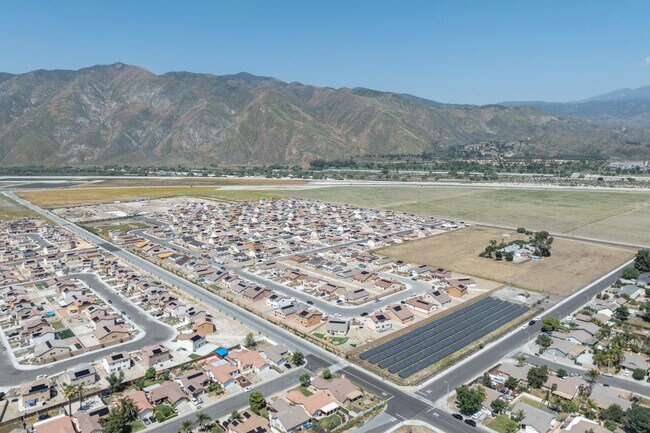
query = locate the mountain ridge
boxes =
[0,63,649,166]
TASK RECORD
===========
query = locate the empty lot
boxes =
[377,226,635,296]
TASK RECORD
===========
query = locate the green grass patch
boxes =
[313,333,325,339]
[50,321,64,330]
[189,353,201,359]
[55,329,74,339]
[330,337,349,345]
[318,414,342,430]
[127,420,146,432]
[486,414,519,433]
[297,387,313,397]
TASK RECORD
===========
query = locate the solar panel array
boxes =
[360,296,529,378]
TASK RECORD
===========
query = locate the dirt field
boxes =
[17,186,278,208]
[376,226,635,296]
[285,186,650,246]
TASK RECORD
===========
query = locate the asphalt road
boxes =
[0,272,176,387]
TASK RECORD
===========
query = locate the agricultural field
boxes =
[16,186,279,208]
[377,226,635,296]
[0,194,38,220]
[284,186,650,246]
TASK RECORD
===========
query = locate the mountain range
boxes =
[0,63,649,166]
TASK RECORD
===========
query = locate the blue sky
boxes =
[1,0,649,104]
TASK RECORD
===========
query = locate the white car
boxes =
[245,386,254,392]
[521,324,528,330]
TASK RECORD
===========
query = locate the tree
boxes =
[536,334,552,350]
[249,392,267,415]
[454,385,485,416]
[244,333,256,349]
[77,383,85,408]
[481,372,492,387]
[504,376,519,391]
[561,399,579,413]
[154,404,175,422]
[231,410,241,420]
[490,399,508,414]
[541,317,562,332]
[556,369,567,378]
[505,252,514,262]
[207,382,223,394]
[514,408,526,421]
[291,351,305,366]
[63,383,77,415]
[530,231,553,257]
[101,410,128,433]
[634,249,650,273]
[602,404,624,423]
[115,397,137,422]
[586,369,600,386]
[144,367,156,380]
[107,371,125,393]
[195,412,211,430]
[622,267,641,280]
[322,368,332,380]
[625,404,650,433]
[632,368,646,381]
[527,365,549,389]
[515,355,528,366]
[180,420,194,433]
[299,373,311,387]
[614,306,630,321]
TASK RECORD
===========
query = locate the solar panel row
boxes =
[387,302,523,373]
[360,296,496,361]
[378,300,517,369]
[398,305,528,378]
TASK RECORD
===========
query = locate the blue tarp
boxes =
[215,348,228,357]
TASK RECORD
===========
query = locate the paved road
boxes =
[525,353,650,397]
[0,272,176,387]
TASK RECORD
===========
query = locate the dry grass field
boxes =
[377,226,635,296]
[0,194,37,220]
[17,186,278,208]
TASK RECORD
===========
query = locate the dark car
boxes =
[306,300,314,305]
[360,312,369,317]
[452,413,463,421]
[284,363,292,369]
[464,419,476,427]
[528,320,536,326]
[37,414,50,421]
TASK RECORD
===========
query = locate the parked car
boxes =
[306,301,314,305]
[464,419,476,427]
[452,413,463,421]
[245,386,254,392]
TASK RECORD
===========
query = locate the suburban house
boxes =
[66,363,97,387]
[176,369,211,396]
[229,350,270,373]
[102,351,132,374]
[176,332,207,353]
[123,390,154,420]
[387,304,415,324]
[20,378,52,407]
[260,344,290,366]
[227,411,271,433]
[294,309,323,327]
[204,361,240,388]
[147,381,189,407]
[405,297,437,314]
[286,390,339,418]
[512,402,556,433]
[269,399,310,433]
[325,319,349,336]
[365,312,392,333]
[311,377,363,405]
[73,405,109,433]
[142,344,172,366]
[33,414,76,433]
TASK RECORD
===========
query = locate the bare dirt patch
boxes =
[376,226,635,296]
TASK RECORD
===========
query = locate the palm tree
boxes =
[180,420,194,433]
[63,384,77,415]
[515,355,527,367]
[117,397,138,422]
[514,408,526,421]
[77,383,85,409]
[586,369,600,387]
[195,412,211,430]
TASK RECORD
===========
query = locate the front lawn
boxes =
[318,414,342,430]
[486,414,519,433]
